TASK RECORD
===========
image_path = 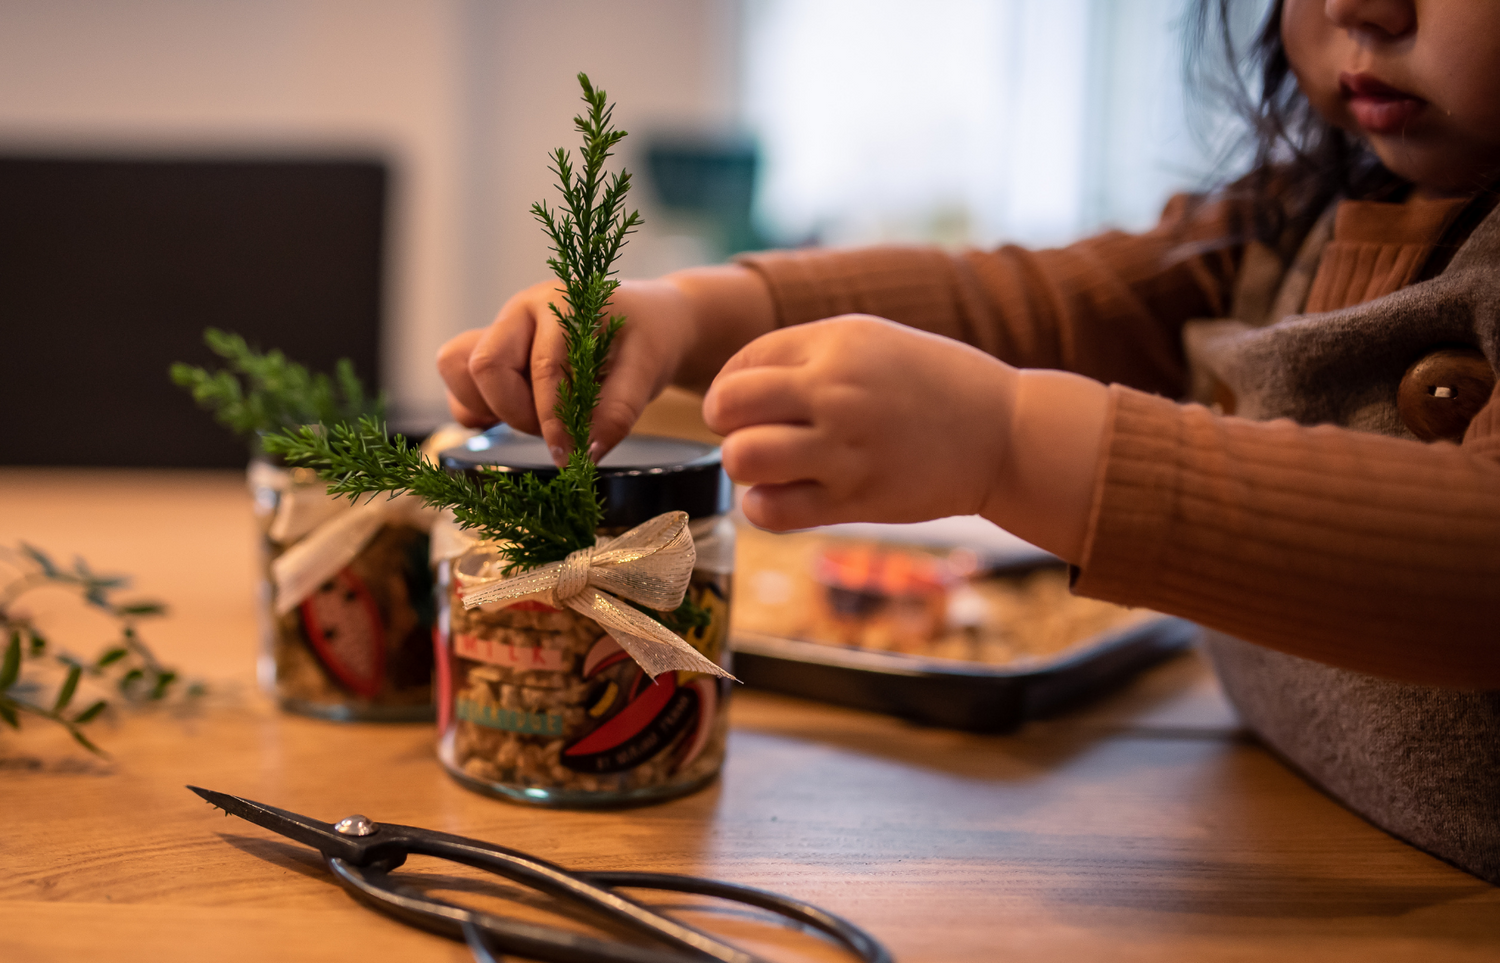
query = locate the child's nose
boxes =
[1323,0,1416,40]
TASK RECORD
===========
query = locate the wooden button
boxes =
[1397,347,1496,442]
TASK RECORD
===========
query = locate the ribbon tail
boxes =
[268,485,350,544]
[271,500,387,615]
[429,510,481,566]
[568,588,735,681]
[460,559,564,608]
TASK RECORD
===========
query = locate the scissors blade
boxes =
[186,785,369,862]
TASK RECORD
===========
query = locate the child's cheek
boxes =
[1279,0,1350,129]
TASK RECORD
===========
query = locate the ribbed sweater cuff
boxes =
[1072,386,1181,605]
[1072,384,1500,680]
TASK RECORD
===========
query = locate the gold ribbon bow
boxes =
[457,511,732,680]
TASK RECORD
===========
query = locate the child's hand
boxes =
[704,316,1018,529]
[437,266,775,466]
[703,315,1110,563]
[437,278,696,465]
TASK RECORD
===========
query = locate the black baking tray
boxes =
[730,615,1199,733]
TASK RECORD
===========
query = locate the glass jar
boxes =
[249,458,435,721]
[433,427,734,806]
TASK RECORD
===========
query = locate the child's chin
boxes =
[1369,141,1490,196]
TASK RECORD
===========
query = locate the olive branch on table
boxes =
[0,544,198,756]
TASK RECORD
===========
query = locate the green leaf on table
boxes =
[54,663,82,712]
[73,700,108,725]
[149,670,177,701]
[0,700,18,729]
[20,543,58,576]
[0,633,20,690]
[68,727,105,757]
[95,647,129,669]
[114,602,166,617]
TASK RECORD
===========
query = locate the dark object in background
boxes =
[732,599,1199,734]
[642,135,767,256]
[0,156,386,467]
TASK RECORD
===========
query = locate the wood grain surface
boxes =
[3,398,1498,962]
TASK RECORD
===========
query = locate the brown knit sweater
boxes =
[739,194,1500,686]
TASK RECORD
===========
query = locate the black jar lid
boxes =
[440,424,731,528]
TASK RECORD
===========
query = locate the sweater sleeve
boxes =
[1073,383,1500,686]
[737,194,1243,396]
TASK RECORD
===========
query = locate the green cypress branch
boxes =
[170,328,383,449]
[263,417,597,572]
[265,73,640,573]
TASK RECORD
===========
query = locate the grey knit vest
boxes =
[1181,202,1500,884]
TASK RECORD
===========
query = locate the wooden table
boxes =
[3,461,1499,962]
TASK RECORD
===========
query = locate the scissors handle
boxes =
[379,825,765,963]
[329,856,703,963]
[327,844,892,963]
[581,872,894,963]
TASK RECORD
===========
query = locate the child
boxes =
[439,0,1500,882]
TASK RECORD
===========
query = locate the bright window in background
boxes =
[741,0,1255,250]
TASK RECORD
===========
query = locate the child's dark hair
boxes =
[1188,0,1401,255]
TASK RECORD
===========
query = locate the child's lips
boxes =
[1340,71,1426,134]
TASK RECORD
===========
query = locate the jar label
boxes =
[454,633,567,672]
[455,697,567,737]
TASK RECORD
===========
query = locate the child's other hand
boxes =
[437,278,696,465]
[704,315,1110,563]
[703,316,1018,531]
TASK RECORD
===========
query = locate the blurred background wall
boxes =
[0,0,1259,464]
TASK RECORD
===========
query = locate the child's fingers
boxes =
[528,327,573,465]
[588,328,669,458]
[720,423,828,486]
[445,391,498,429]
[702,367,810,435]
[466,306,544,437]
[715,324,814,376]
[740,481,849,532]
[435,330,498,426]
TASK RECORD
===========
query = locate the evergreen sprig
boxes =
[0,544,198,756]
[532,72,644,470]
[171,328,382,449]
[264,416,599,573]
[264,73,640,574]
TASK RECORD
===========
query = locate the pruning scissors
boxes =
[188,786,892,963]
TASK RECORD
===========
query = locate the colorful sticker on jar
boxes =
[456,698,566,736]
[443,572,731,793]
[454,633,568,671]
[299,567,386,699]
[560,640,708,774]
